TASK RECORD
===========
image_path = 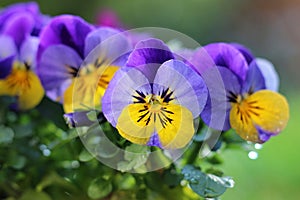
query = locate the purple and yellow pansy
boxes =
[192,43,289,143]
[102,39,208,149]
[0,2,47,110]
[0,1,289,148]
[37,15,131,113]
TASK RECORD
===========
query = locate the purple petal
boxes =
[189,46,216,74]
[31,14,51,37]
[230,43,254,64]
[45,80,72,103]
[19,36,39,69]
[242,61,266,94]
[255,58,279,91]
[173,48,195,62]
[84,27,132,66]
[0,36,16,79]
[38,15,94,60]
[256,126,275,143]
[204,43,248,81]
[201,67,241,130]
[147,133,162,148]
[1,13,34,48]
[37,45,82,91]
[102,67,152,127]
[126,39,174,81]
[0,55,14,79]
[0,35,17,58]
[64,111,95,128]
[0,2,40,30]
[85,27,130,56]
[153,60,208,118]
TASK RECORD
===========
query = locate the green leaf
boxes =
[87,178,112,199]
[194,126,210,142]
[117,144,149,172]
[36,97,68,131]
[222,129,244,144]
[19,190,51,200]
[136,188,148,200]
[86,111,98,121]
[163,169,183,187]
[182,165,234,198]
[205,168,224,177]
[95,137,120,158]
[117,161,132,172]
[124,144,148,161]
[36,171,77,192]
[79,149,94,162]
[145,172,164,192]
[12,124,33,138]
[114,173,136,190]
[206,154,223,165]
[0,125,14,144]
[7,153,26,170]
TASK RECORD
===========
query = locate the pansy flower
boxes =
[102,39,208,149]
[0,2,47,110]
[0,2,49,38]
[191,43,289,143]
[37,15,131,113]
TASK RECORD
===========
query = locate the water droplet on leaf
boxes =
[248,151,258,160]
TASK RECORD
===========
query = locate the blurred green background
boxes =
[1,0,299,199]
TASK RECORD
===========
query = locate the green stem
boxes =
[184,141,202,165]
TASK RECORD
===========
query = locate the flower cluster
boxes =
[0,2,289,150]
[0,2,292,199]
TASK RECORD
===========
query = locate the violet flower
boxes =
[37,15,131,113]
[102,39,208,149]
[0,2,47,110]
[191,43,289,143]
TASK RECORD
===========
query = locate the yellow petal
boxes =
[116,103,155,145]
[0,69,44,110]
[97,66,119,96]
[63,81,75,113]
[63,66,119,113]
[155,104,194,149]
[116,102,195,149]
[230,90,289,142]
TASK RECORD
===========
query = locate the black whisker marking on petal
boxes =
[248,105,263,110]
[248,109,260,117]
[24,62,31,70]
[227,91,238,103]
[160,88,169,99]
[227,96,237,103]
[68,66,79,77]
[95,59,106,68]
[158,113,167,128]
[133,95,146,104]
[244,111,250,119]
[145,112,152,126]
[137,110,149,123]
[229,91,237,99]
[162,89,174,103]
[136,90,146,98]
[160,110,173,124]
[138,106,148,113]
[247,100,258,105]
[133,90,148,104]
[161,107,174,114]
